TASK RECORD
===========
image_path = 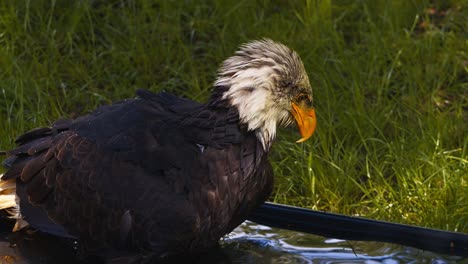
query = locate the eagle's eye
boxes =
[295,92,313,108]
[295,92,310,103]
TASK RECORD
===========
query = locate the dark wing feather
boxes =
[2,90,273,257]
[14,127,52,145]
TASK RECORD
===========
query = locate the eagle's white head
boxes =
[214,39,316,150]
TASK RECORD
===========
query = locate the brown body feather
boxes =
[1,90,274,258]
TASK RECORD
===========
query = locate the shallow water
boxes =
[221,221,466,264]
[0,220,465,263]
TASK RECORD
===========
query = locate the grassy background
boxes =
[0,1,466,232]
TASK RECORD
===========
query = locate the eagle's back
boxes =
[2,90,273,258]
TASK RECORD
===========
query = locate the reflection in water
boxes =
[0,219,465,263]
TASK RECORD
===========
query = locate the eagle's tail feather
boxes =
[0,176,29,231]
[0,177,16,209]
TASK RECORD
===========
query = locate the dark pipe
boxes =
[247,202,468,257]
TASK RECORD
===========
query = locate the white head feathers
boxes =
[214,39,311,150]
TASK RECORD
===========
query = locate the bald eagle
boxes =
[0,39,316,260]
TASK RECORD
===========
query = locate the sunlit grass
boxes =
[0,0,466,232]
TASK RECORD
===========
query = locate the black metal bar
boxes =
[247,202,468,257]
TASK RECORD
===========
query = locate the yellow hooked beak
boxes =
[291,102,317,143]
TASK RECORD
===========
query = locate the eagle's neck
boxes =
[209,88,277,151]
[227,87,278,151]
[212,70,288,151]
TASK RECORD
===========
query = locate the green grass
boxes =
[0,0,466,232]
